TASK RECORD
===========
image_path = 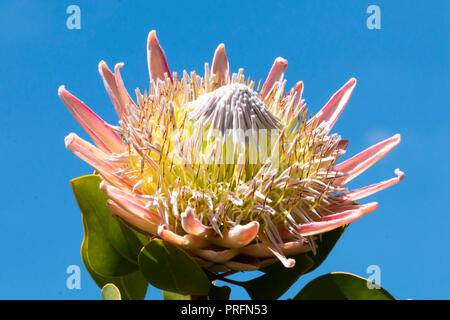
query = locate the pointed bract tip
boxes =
[98,60,108,73]
[292,81,303,95]
[213,43,228,61]
[394,168,405,180]
[147,30,158,49]
[211,43,229,86]
[342,77,357,92]
[147,31,172,82]
[114,62,125,71]
[216,43,225,51]
[213,43,227,58]
[361,202,378,215]
[274,57,288,66]
[388,134,402,148]
[64,132,77,148]
[58,85,66,96]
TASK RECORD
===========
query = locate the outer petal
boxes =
[260,57,287,100]
[333,134,401,185]
[65,131,109,162]
[337,139,349,151]
[223,263,259,271]
[288,81,304,110]
[107,200,159,235]
[114,63,137,112]
[310,78,356,135]
[281,81,304,123]
[193,257,215,268]
[259,258,278,268]
[340,168,405,202]
[240,239,312,258]
[100,181,161,223]
[98,60,122,117]
[190,248,239,264]
[207,264,231,273]
[157,225,208,249]
[224,257,261,271]
[211,43,229,86]
[294,202,378,236]
[210,221,259,249]
[257,235,296,268]
[147,30,172,82]
[59,86,125,154]
[181,206,214,238]
[65,133,131,188]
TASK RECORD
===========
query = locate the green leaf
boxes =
[209,284,231,300]
[307,225,348,274]
[241,253,314,300]
[294,272,395,300]
[72,175,148,299]
[72,175,144,277]
[101,283,121,300]
[241,226,346,300]
[162,291,191,300]
[163,285,230,300]
[81,233,148,300]
[138,239,211,296]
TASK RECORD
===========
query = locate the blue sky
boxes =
[0,0,448,299]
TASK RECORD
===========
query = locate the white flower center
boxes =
[187,83,281,134]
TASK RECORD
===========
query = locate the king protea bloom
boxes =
[60,30,403,272]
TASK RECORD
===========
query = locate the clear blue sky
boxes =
[0,0,448,300]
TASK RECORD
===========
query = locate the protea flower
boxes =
[60,30,403,272]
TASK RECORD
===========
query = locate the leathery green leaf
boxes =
[101,283,122,300]
[242,226,347,300]
[82,242,148,299]
[162,291,191,300]
[294,272,395,300]
[72,175,144,277]
[138,239,210,296]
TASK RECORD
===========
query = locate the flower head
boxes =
[61,30,403,272]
